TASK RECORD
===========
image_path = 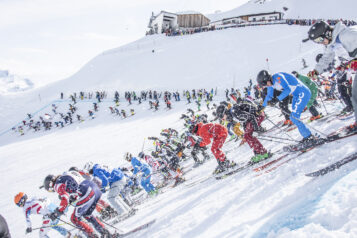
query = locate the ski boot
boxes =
[283,120,293,126]
[346,122,357,134]
[309,114,321,121]
[148,189,159,197]
[213,159,236,174]
[250,152,271,163]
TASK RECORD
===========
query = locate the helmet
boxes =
[308,21,333,43]
[189,124,199,134]
[44,174,57,192]
[315,53,323,63]
[69,166,79,172]
[138,152,145,159]
[291,71,298,77]
[83,162,93,172]
[14,192,27,207]
[256,70,271,86]
[124,152,132,162]
[216,104,227,119]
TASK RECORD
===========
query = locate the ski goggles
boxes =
[16,197,26,207]
[313,36,324,44]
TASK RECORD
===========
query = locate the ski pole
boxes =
[264,116,296,141]
[256,136,291,144]
[57,218,81,230]
[259,134,299,142]
[318,96,328,115]
[32,223,66,231]
[273,106,329,138]
[98,216,124,233]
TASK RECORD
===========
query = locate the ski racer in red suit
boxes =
[190,122,236,174]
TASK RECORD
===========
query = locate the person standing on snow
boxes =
[257,70,314,145]
[305,20,357,133]
[189,122,236,174]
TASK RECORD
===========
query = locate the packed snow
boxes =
[1,1,357,238]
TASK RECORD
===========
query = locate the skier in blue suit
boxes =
[91,164,133,216]
[125,153,156,195]
[257,70,313,143]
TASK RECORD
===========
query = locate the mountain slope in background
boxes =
[0,70,34,95]
[208,0,357,22]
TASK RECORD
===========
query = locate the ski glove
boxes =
[49,208,63,221]
[26,227,32,234]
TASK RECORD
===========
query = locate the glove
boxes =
[100,187,107,193]
[49,208,63,221]
[257,105,265,113]
[26,227,32,234]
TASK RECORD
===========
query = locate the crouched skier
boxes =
[43,170,111,238]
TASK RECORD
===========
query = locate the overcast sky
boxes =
[0,0,247,87]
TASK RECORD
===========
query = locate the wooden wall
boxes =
[177,14,210,28]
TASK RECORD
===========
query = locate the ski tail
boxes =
[117,219,156,237]
[305,152,357,177]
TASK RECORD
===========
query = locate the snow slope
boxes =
[208,0,357,22]
[0,25,322,133]
[1,94,356,238]
[1,1,357,237]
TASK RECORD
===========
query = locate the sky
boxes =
[0,0,248,87]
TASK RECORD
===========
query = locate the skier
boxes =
[292,71,322,121]
[227,98,269,162]
[333,64,354,114]
[0,214,11,238]
[257,70,314,145]
[189,122,236,174]
[14,192,71,238]
[90,164,134,219]
[43,170,111,237]
[125,153,157,195]
[305,20,357,133]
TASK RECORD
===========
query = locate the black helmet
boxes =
[44,174,57,192]
[216,104,227,119]
[291,71,298,77]
[138,152,145,159]
[189,124,199,134]
[69,166,79,172]
[315,53,323,63]
[256,70,271,86]
[308,21,333,43]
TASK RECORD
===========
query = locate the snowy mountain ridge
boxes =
[0,69,34,95]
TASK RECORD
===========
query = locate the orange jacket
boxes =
[196,123,227,147]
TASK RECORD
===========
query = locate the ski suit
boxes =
[194,123,227,162]
[263,72,312,138]
[131,157,156,193]
[232,99,267,154]
[21,198,69,238]
[314,21,357,123]
[296,73,320,117]
[54,171,106,237]
[92,165,131,216]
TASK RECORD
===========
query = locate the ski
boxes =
[305,152,357,177]
[115,219,156,237]
[259,132,357,175]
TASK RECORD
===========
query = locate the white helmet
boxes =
[83,161,94,172]
[124,152,132,162]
